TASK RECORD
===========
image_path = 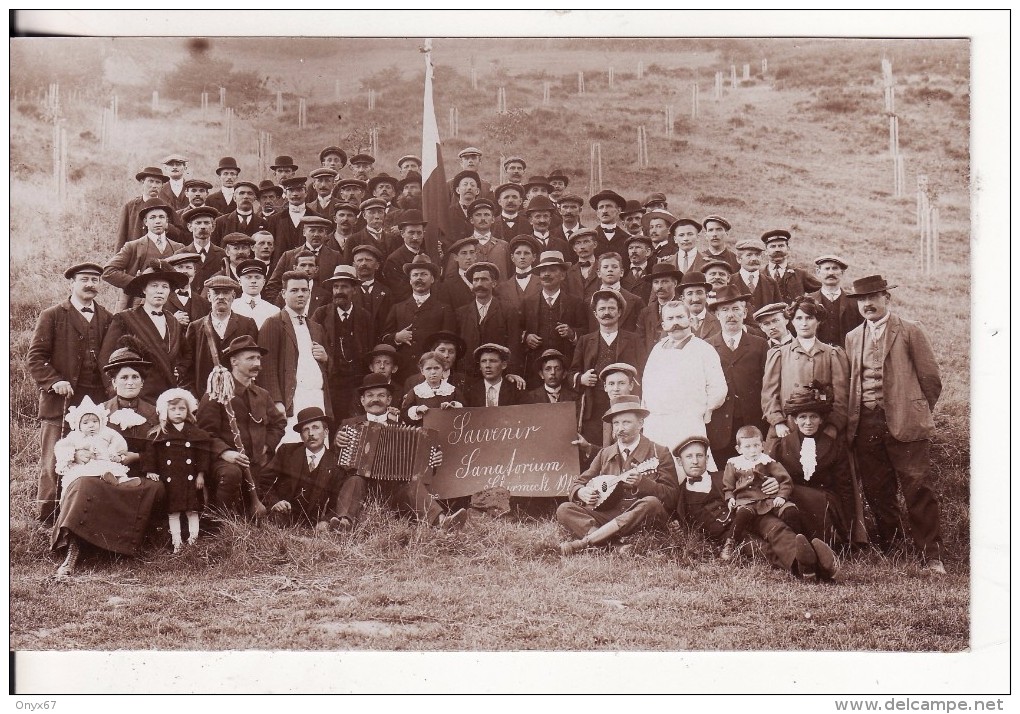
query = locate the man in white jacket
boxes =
[641,301,727,456]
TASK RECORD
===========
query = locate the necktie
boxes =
[295,314,305,326]
[682,253,690,271]
[249,299,257,309]
[80,306,94,313]
[748,273,757,291]
[621,448,631,466]
[728,336,738,351]
[546,295,555,307]
[632,267,643,280]
[240,215,249,227]
[773,266,782,282]
[308,453,318,471]
[339,311,348,322]
[579,261,592,269]
[155,238,166,252]
[363,286,372,295]
[548,390,558,403]
[486,384,497,407]
[199,249,207,263]
[478,303,488,322]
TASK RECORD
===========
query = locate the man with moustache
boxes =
[257,180,283,220]
[351,197,394,259]
[396,171,422,210]
[642,192,669,213]
[367,173,401,224]
[212,180,267,246]
[636,263,683,352]
[382,210,431,304]
[447,169,482,243]
[547,169,570,205]
[589,189,629,260]
[158,154,190,211]
[218,232,255,283]
[28,262,114,523]
[396,154,422,180]
[754,302,795,350]
[438,236,479,311]
[642,210,679,268]
[493,182,526,240]
[250,230,279,282]
[523,348,580,407]
[583,252,642,334]
[732,238,782,321]
[526,195,571,258]
[177,205,226,289]
[351,244,390,340]
[289,252,330,318]
[104,201,184,311]
[502,156,527,186]
[269,155,299,187]
[266,215,339,305]
[446,147,493,200]
[454,262,522,376]
[619,200,646,241]
[231,259,278,329]
[564,228,601,298]
[680,271,721,342]
[807,254,864,347]
[521,250,588,386]
[701,258,734,293]
[640,300,727,454]
[182,275,258,399]
[163,252,210,326]
[380,254,455,378]
[669,217,703,274]
[623,234,654,302]
[704,285,769,463]
[557,193,585,243]
[205,157,241,216]
[326,202,361,264]
[268,176,317,255]
[306,168,341,218]
[462,198,510,277]
[312,265,374,421]
[335,178,368,210]
[700,215,741,272]
[762,230,822,302]
[174,178,213,229]
[116,166,170,250]
[348,153,375,183]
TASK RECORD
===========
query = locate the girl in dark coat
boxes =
[401,352,464,424]
[144,388,211,553]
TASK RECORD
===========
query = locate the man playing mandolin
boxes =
[556,395,680,555]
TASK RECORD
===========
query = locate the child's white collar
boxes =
[413,380,455,398]
[728,453,774,470]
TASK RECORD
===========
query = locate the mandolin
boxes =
[587,458,660,509]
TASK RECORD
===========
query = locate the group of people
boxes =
[28,143,947,581]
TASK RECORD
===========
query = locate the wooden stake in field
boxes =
[53,123,68,202]
[608,67,614,88]
[691,83,700,118]
[201,92,209,117]
[276,91,283,115]
[449,107,459,137]
[47,83,59,113]
[224,107,234,148]
[588,142,603,195]
[219,87,226,108]
[335,79,341,101]
[112,94,119,122]
[665,105,674,136]
[151,90,159,111]
[637,60,644,80]
[916,175,940,275]
[368,89,376,110]
[471,67,478,90]
[99,108,111,150]
[578,71,585,95]
[543,81,551,105]
[715,71,723,100]
[888,113,906,197]
[298,98,307,129]
[257,131,273,179]
[742,63,750,81]
[730,64,738,88]
[637,126,650,168]
[497,87,507,113]
[370,127,379,159]
[762,58,768,75]
[499,154,507,185]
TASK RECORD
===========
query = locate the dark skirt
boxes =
[790,484,849,545]
[51,476,164,555]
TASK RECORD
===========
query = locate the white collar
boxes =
[797,337,817,352]
[306,446,326,461]
[483,378,503,389]
[70,295,94,311]
[821,287,842,300]
[413,380,455,398]
[502,212,518,220]
[739,268,759,281]
[544,384,561,394]
[729,453,774,470]
[542,289,561,301]
[366,413,388,424]
[473,232,492,243]
[533,231,549,239]
[617,437,641,454]
[600,224,617,231]
[601,282,622,292]
[171,421,186,431]
[600,329,619,343]
[289,204,305,213]
[285,306,307,321]
[146,233,166,243]
[413,292,431,304]
[867,313,891,332]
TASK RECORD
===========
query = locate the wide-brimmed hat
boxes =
[135,166,169,183]
[215,157,240,175]
[292,406,332,433]
[783,383,834,417]
[269,155,299,171]
[63,262,103,279]
[203,275,242,296]
[814,254,850,270]
[846,274,897,298]
[319,146,348,165]
[423,330,466,356]
[257,179,284,197]
[588,189,626,211]
[221,335,268,360]
[707,283,752,309]
[669,217,703,235]
[181,205,220,223]
[534,250,569,270]
[601,395,649,423]
[702,215,732,231]
[494,182,525,201]
[466,261,501,281]
[536,348,567,369]
[762,229,792,244]
[547,169,569,186]
[642,262,684,283]
[356,372,396,394]
[321,265,361,286]
[125,260,189,297]
[367,172,399,194]
[458,146,483,158]
[678,271,712,292]
[451,169,481,189]
[396,209,427,228]
[620,199,644,218]
[473,342,511,361]
[523,175,553,193]
[403,254,440,277]
[672,434,710,456]
[641,210,677,235]
[525,195,557,214]
[598,362,640,385]
[102,345,152,377]
[137,200,174,222]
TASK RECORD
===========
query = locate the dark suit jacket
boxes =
[159,182,189,212]
[691,247,740,274]
[27,300,113,419]
[103,235,186,311]
[212,211,269,247]
[583,286,642,334]
[705,331,768,453]
[522,384,581,418]
[353,282,392,343]
[267,244,341,304]
[176,242,228,290]
[182,313,259,397]
[267,208,322,257]
[256,310,331,418]
[636,301,666,352]
[463,378,522,408]
[845,314,941,443]
[196,376,286,469]
[732,271,782,321]
[622,270,652,303]
[567,330,646,422]
[809,289,865,348]
[204,189,235,217]
[689,310,722,342]
[324,233,360,267]
[445,201,474,243]
[520,290,588,381]
[529,234,572,264]
[381,245,424,305]
[164,288,211,324]
[260,443,347,525]
[564,261,600,300]
[496,274,543,310]
[437,273,475,311]
[380,294,456,378]
[99,306,186,403]
[568,436,680,515]
[592,225,631,267]
[767,265,823,303]
[116,196,149,251]
[349,227,397,264]
[311,302,375,382]
[492,214,525,242]
[454,298,522,374]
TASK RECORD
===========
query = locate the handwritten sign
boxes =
[424,402,580,499]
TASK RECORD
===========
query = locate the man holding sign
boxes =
[556,395,679,556]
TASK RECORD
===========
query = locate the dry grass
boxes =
[9,38,970,653]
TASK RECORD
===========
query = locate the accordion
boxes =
[337,421,437,482]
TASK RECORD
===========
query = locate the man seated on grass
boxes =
[333,373,467,531]
[557,396,679,556]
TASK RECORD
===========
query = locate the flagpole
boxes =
[421,38,449,269]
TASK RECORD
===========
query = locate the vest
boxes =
[861,327,885,408]
[78,311,104,391]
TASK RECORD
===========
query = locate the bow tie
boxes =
[149,310,164,317]
[80,306,94,313]
[289,207,304,214]
[578,261,592,268]
[515,271,532,279]
[176,289,190,296]
[294,314,305,325]
[602,227,616,233]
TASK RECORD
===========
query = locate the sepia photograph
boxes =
[6,9,1008,699]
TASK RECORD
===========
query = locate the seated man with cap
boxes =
[523,348,579,409]
[197,335,286,515]
[164,252,211,326]
[312,265,374,421]
[231,259,278,329]
[217,232,255,282]
[104,200,185,311]
[259,406,360,531]
[557,396,679,556]
[636,263,683,351]
[28,261,114,522]
[116,166,170,250]
[177,204,227,289]
[267,175,317,255]
[762,229,822,303]
[672,435,837,581]
[454,262,522,376]
[521,249,588,384]
[212,180,267,246]
[493,182,525,240]
[182,275,258,399]
[495,235,543,310]
[733,238,782,321]
[158,154,190,211]
[306,167,341,218]
[699,215,740,272]
[807,254,864,347]
[205,156,241,216]
[334,373,466,530]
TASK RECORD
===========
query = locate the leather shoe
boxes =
[810,538,838,582]
[558,538,589,556]
[794,534,817,580]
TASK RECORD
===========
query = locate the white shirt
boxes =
[541,289,561,304]
[721,330,742,351]
[288,205,306,227]
[797,336,817,353]
[473,233,492,245]
[476,299,492,320]
[70,295,96,322]
[146,305,168,338]
[305,446,326,470]
[412,292,431,306]
[483,378,504,406]
[366,412,389,424]
[601,282,622,293]
[146,233,168,250]
[515,273,532,290]
[600,224,617,232]
[210,312,231,339]
[866,313,891,341]
[221,187,234,204]
[600,330,618,346]
[232,296,277,329]
[617,438,640,461]
[285,307,323,391]
[821,287,842,301]
[739,269,760,287]
[677,249,698,270]
[169,177,184,196]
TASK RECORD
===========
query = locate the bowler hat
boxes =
[467,198,496,216]
[222,232,255,246]
[466,261,500,281]
[221,335,268,360]
[588,189,626,211]
[672,434,710,457]
[181,205,220,223]
[137,200,174,222]
[63,262,103,279]
[357,371,396,394]
[292,406,331,433]
[814,254,850,270]
[707,283,752,309]
[235,259,267,277]
[396,209,427,228]
[503,156,526,169]
[753,302,789,322]
[642,192,668,208]
[281,176,309,190]
[319,146,348,165]
[321,265,361,286]
[125,260,189,297]
[135,166,169,183]
[183,179,213,190]
[601,395,649,423]
[620,200,644,218]
[547,169,570,186]
[507,235,541,255]
[494,182,525,201]
[525,195,557,214]
[448,236,480,255]
[702,215,732,231]
[423,330,466,356]
[762,229,792,244]
[309,167,338,180]
[257,179,284,197]
[669,217,703,234]
[269,155,299,171]
[451,170,481,189]
[473,342,511,362]
[641,210,677,235]
[397,172,422,193]
[846,274,897,298]
[203,275,242,296]
[458,146,483,158]
[523,175,553,193]
[534,250,569,270]
[642,262,683,283]
[735,238,767,252]
[403,254,440,277]
[536,348,567,369]
[214,157,240,175]
[349,153,375,165]
[598,362,640,385]
[367,173,398,194]
[678,271,712,292]
[783,383,834,417]
[590,289,626,311]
